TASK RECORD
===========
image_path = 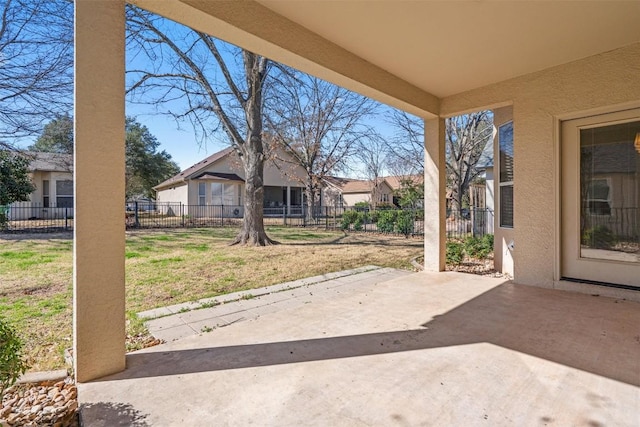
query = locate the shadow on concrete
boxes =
[80,402,150,426]
[98,282,640,387]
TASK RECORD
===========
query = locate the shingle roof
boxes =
[383,174,423,191]
[23,151,73,173]
[154,146,235,190]
[324,174,424,194]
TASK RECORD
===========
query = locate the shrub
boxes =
[377,210,396,233]
[340,210,359,231]
[353,216,364,231]
[464,234,494,260]
[395,210,414,237]
[446,241,464,266]
[0,318,29,399]
[354,201,369,209]
[582,226,616,249]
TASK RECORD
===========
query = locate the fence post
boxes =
[303,205,307,228]
[181,202,184,227]
[134,201,140,228]
[283,205,286,226]
[325,206,328,230]
[65,208,68,231]
[221,204,224,227]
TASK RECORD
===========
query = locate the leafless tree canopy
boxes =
[356,136,389,208]
[385,109,492,212]
[126,6,276,245]
[266,69,377,217]
[0,0,72,140]
[446,112,492,212]
[384,109,425,177]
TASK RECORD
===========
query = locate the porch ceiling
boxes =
[133,0,640,116]
[258,0,640,98]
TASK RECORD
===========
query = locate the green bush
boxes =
[354,201,369,209]
[464,234,494,260]
[369,210,379,223]
[446,241,464,265]
[582,226,616,249]
[395,210,414,236]
[353,216,364,231]
[0,318,29,399]
[340,210,359,231]
[377,210,397,233]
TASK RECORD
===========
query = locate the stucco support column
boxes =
[423,117,446,271]
[74,0,126,382]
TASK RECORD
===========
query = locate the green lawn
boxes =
[0,227,422,370]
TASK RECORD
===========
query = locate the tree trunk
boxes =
[305,180,316,222]
[231,149,277,246]
[231,57,277,246]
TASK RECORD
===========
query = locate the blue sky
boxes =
[14,8,405,176]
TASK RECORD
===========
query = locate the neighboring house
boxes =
[323,175,422,208]
[10,152,74,220]
[154,147,308,217]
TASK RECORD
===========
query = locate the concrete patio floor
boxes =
[78,271,640,426]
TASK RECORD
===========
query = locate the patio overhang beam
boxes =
[130,0,440,119]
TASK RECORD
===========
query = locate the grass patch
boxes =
[0,227,422,370]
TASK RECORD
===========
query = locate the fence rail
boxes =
[1,202,493,238]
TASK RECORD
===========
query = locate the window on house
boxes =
[55,180,73,208]
[380,193,389,203]
[43,180,50,207]
[586,178,611,215]
[198,182,206,206]
[211,183,236,205]
[499,122,514,228]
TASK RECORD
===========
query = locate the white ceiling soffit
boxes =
[258,0,640,98]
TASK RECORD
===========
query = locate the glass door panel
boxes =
[561,109,640,288]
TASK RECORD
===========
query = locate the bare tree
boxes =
[356,136,388,209]
[266,70,377,219]
[445,112,492,212]
[385,109,492,213]
[126,6,276,245]
[0,0,73,141]
[384,109,425,177]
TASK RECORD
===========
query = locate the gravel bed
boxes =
[1,377,77,426]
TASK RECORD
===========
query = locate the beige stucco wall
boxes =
[341,182,394,207]
[156,184,189,207]
[441,41,640,289]
[196,150,306,188]
[342,192,369,207]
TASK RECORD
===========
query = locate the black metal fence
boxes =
[1,201,493,238]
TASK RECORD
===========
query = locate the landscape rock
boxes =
[1,376,77,426]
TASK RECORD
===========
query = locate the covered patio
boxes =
[72,1,640,422]
[79,271,640,425]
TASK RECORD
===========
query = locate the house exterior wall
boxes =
[340,182,394,207]
[9,170,74,220]
[156,184,189,209]
[342,192,370,207]
[441,41,640,297]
